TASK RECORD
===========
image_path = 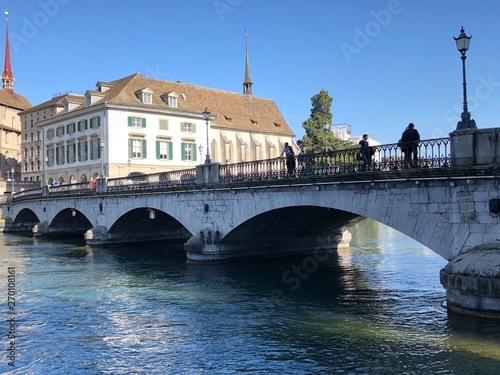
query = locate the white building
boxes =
[34,73,295,185]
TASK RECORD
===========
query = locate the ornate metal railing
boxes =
[107,168,197,192]
[219,137,450,181]
[10,138,450,201]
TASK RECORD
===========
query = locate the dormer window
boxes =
[225,116,233,123]
[135,87,154,104]
[274,122,282,129]
[143,92,152,104]
[251,119,258,126]
[161,91,179,107]
[168,96,177,107]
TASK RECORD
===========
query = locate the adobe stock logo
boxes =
[339,0,407,64]
[443,74,500,123]
[10,0,70,53]
[212,0,245,21]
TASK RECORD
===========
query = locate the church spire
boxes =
[243,28,252,95]
[2,11,14,93]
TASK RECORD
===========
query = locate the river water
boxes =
[1,219,500,374]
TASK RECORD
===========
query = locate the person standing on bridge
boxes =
[401,123,420,168]
[279,142,290,158]
[298,146,308,175]
[358,134,371,172]
[286,145,296,176]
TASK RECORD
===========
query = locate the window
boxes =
[181,122,196,132]
[56,126,65,137]
[77,120,88,131]
[162,91,179,107]
[47,129,54,139]
[159,119,168,130]
[90,117,100,129]
[143,92,152,104]
[181,142,197,162]
[47,148,55,166]
[89,139,101,160]
[156,140,172,160]
[128,116,146,128]
[67,143,76,163]
[168,96,177,107]
[129,138,147,159]
[30,132,34,141]
[78,139,88,161]
[67,122,76,134]
[56,145,65,165]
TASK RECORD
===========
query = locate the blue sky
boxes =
[4,0,500,144]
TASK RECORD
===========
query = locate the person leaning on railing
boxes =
[400,123,420,167]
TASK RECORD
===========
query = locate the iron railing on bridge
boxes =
[219,138,450,182]
[11,137,449,200]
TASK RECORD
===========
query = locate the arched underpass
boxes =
[187,206,366,261]
[9,208,40,233]
[48,208,93,237]
[104,208,192,245]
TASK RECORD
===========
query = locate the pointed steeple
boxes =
[243,28,252,95]
[2,11,14,93]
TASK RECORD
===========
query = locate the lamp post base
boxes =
[456,111,477,130]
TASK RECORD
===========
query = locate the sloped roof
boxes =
[19,93,84,114]
[0,88,31,110]
[55,73,294,136]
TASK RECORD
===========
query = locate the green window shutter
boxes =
[180,123,184,131]
[142,118,146,128]
[89,140,94,160]
[156,140,160,159]
[181,142,186,161]
[66,145,69,162]
[85,120,88,130]
[77,142,81,161]
[84,141,88,160]
[128,117,132,127]
[97,117,101,128]
[142,139,147,159]
[128,139,132,158]
[168,142,173,160]
[193,144,197,162]
[98,141,101,159]
[192,123,196,132]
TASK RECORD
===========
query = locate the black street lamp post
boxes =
[203,108,211,164]
[454,26,477,130]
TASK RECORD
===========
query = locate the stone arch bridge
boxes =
[2,130,500,317]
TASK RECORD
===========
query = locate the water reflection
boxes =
[1,221,500,374]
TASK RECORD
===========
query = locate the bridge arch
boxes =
[10,208,40,232]
[103,207,191,245]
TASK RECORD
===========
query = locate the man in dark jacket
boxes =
[401,123,420,167]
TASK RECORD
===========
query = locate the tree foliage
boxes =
[299,89,355,153]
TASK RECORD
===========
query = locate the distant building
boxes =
[0,15,31,181]
[331,123,380,147]
[19,93,85,182]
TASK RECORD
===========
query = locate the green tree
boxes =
[300,90,354,153]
